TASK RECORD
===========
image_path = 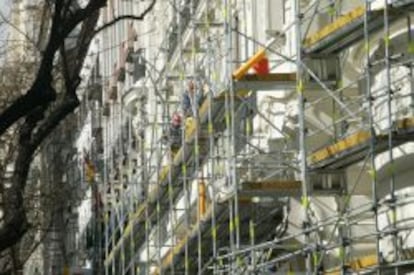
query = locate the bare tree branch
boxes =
[0,0,156,257]
[0,10,38,50]
[94,0,156,35]
[0,0,105,136]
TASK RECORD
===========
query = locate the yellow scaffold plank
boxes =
[162,236,188,269]
[159,165,170,183]
[325,248,414,274]
[238,195,278,205]
[184,117,197,142]
[309,147,331,164]
[240,180,302,199]
[330,131,371,152]
[152,206,213,274]
[396,116,414,130]
[243,180,302,191]
[104,203,146,267]
[304,6,365,48]
[349,254,378,271]
[309,130,371,164]
[198,97,211,119]
[215,89,250,100]
[232,48,266,80]
[238,73,297,82]
[325,254,377,274]
[182,98,211,142]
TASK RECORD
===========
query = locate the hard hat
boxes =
[172,112,182,126]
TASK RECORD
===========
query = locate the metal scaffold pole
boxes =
[407,15,414,110]
[137,91,150,275]
[203,3,218,270]
[177,2,190,272]
[363,1,381,273]
[165,81,176,275]
[127,117,135,275]
[104,113,110,275]
[97,1,414,274]
[229,2,241,255]
[157,93,163,274]
[109,101,115,275]
[189,0,203,273]
[119,100,126,275]
[294,0,311,273]
[207,84,218,275]
[383,2,399,273]
[229,0,242,269]
[223,0,238,273]
[241,0,254,271]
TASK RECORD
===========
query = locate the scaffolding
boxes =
[96,0,414,274]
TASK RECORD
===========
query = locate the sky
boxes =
[0,0,10,60]
[0,0,10,26]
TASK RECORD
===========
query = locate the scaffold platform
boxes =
[153,197,285,274]
[303,6,404,55]
[104,90,255,269]
[308,117,414,170]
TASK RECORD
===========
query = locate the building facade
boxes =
[1,1,97,274]
[66,0,414,274]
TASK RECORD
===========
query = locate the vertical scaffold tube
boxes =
[293,0,311,273]
[408,16,414,110]
[190,0,203,273]
[222,0,235,274]
[165,82,175,275]
[383,1,399,273]
[155,92,162,273]
[104,114,109,275]
[178,2,190,272]
[205,11,218,271]
[363,2,381,274]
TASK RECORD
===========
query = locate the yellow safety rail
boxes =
[104,203,146,266]
[396,117,414,130]
[152,206,213,275]
[238,72,296,82]
[243,180,302,191]
[232,48,266,80]
[105,90,253,267]
[304,6,365,48]
[308,131,371,164]
[309,116,414,165]
[325,254,377,274]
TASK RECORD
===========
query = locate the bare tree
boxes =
[0,0,155,263]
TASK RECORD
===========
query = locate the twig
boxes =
[94,0,156,35]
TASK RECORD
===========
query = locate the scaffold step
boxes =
[325,248,414,274]
[239,180,342,197]
[303,6,403,55]
[239,73,296,82]
[214,88,252,100]
[103,203,146,267]
[234,73,336,91]
[153,194,285,274]
[396,117,414,135]
[194,21,223,27]
[234,73,296,91]
[393,0,414,8]
[309,117,414,170]
[105,90,257,269]
[240,180,302,197]
[325,254,377,274]
[309,131,387,170]
[153,205,215,275]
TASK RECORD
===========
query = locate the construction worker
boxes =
[162,112,182,158]
[170,112,182,149]
[182,80,203,118]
